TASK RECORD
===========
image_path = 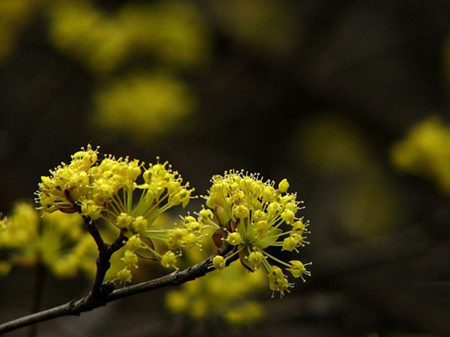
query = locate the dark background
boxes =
[0,1,449,336]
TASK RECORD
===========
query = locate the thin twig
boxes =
[0,243,233,334]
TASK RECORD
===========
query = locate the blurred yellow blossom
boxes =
[47,1,129,74]
[0,0,210,144]
[46,0,210,74]
[0,202,97,278]
[292,115,404,239]
[0,0,38,62]
[92,73,196,142]
[391,116,450,193]
[118,1,211,68]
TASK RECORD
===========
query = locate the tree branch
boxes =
[0,243,234,334]
[86,221,127,299]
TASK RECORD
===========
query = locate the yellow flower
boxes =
[226,232,243,246]
[247,250,263,270]
[278,179,289,193]
[287,260,312,281]
[117,268,132,283]
[161,251,178,269]
[125,235,142,251]
[281,236,296,252]
[132,216,148,232]
[268,266,291,296]
[121,250,138,268]
[116,212,134,229]
[233,205,249,219]
[212,255,225,271]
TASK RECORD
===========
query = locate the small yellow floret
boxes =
[247,250,263,270]
[132,216,148,232]
[116,212,133,228]
[278,178,289,193]
[287,260,311,280]
[226,232,243,246]
[126,235,142,251]
[233,205,249,219]
[290,233,304,246]
[81,200,103,220]
[199,208,213,220]
[291,220,305,234]
[121,250,138,268]
[253,210,267,222]
[267,202,281,215]
[181,232,198,247]
[268,265,290,296]
[281,236,296,251]
[281,209,295,224]
[161,251,177,269]
[262,186,276,203]
[117,268,132,283]
[167,227,187,249]
[254,220,269,237]
[213,255,225,271]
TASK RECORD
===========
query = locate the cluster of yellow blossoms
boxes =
[198,170,311,296]
[0,202,96,278]
[27,146,313,293]
[38,145,191,217]
[37,145,202,283]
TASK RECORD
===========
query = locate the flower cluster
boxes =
[199,170,311,296]
[38,145,191,217]
[37,145,201,282]
[0,202,97,278]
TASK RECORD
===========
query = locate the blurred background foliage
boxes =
[0,0,449,336]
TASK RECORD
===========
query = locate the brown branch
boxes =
[0,243,234,334]
[86,221,127,300]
